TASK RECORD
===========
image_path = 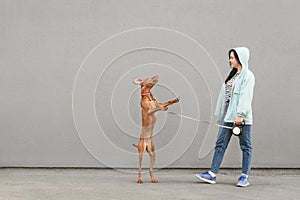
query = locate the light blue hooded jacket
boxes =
[215,47,255,125]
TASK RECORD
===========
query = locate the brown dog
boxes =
[132,75,179,183]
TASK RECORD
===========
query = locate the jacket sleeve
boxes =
[236,72,255,118]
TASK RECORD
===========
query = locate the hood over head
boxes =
[231,47,250,74]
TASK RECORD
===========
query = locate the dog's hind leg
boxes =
[137,142,145,184]
[148,143,158,183]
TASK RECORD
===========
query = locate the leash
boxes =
[167,111,233,129]
[167,111,244,136]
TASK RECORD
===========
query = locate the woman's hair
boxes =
[225,49,241,84]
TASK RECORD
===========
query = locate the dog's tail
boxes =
[132,144,138,148]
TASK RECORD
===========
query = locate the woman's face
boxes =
[229,51,239,68]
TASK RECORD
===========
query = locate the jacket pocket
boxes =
[232,86,240,106]
[233,87,240,95]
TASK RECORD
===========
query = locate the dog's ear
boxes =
[152,75,159,80]
[133,78,143,85]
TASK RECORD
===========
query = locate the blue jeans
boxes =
[210,103,252,174]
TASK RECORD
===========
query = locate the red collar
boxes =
[141,92,151,96]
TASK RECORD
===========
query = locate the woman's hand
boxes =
[235,116,244,125]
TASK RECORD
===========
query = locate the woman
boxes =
[196,47,255,187]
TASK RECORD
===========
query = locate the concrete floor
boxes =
[0,168,299,200]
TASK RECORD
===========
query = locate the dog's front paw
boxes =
[174,96,180,103]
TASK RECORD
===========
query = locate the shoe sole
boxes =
[195,174,216,184]
[237,182,250,187]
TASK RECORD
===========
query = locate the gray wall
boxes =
[1,0,299,168]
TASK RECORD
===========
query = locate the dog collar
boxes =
[141,92,151,96]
